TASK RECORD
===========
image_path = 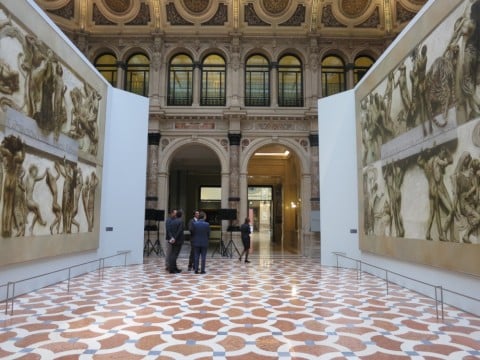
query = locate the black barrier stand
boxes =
[144,209,165,256]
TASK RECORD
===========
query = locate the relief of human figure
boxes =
[13,166,26,237]
[383,161,405,237]
[0,135,25,237]
[82,171,98,232]
[53,63,67,140]
[46,167,62,234]
[71,167,83,232]
[394,62,412,127]
[453,152,480,243]
[25,164,47,235]
[55,158,76,234]
[410,45,430,134]
[417,146,454,241]
[448,0,480,120]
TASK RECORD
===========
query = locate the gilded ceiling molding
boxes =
[395,1,418,23]
[249,0,304,26]
[310,0,320,32]
[354,6,380,28]
[46,0,75,19]
[244,4,270,26]
[201,4,228,26]
[233,0,239,30]
[174,0,222,24]
[92,4,116,25]
[125,3,151,26]
[93,0,142,24]
[279,4,305,26]
[102,0,131,13]
[182,0,210,14]
[260,0,290,16]
[339,0,371,18]
[383,0,393,33]
[149,0,162,29]
[166,3,193,25]
[35,0,71,10]
[321,5,347,28]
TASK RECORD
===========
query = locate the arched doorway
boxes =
[168,143,222,221]
[246,144,302,254]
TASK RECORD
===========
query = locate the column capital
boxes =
[148,132,161,145]
[228,133,242,146]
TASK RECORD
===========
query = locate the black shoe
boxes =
[169,271,177,274]
[188,267,192,271]
[175,269,182,273]
[201,271,206,274]
[245,260,250,263]
[239,257,242,261]
[195,271,199,274]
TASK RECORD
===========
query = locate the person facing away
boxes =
[168,210,185,274]
[190,211,210,274]
[165,209,176,271]
[187,210,200,271]
[239,217,251,263]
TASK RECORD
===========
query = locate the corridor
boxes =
[0,251,479,359]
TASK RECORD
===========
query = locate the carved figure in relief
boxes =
[53,63,67,140]
[71,167,83,232]
[453,151,480,243]
[46,167,62,234]
[0,135,25,237]
[82,171,98,232]
[417,147,454,241]
[394,62,412,126]
[450,0,480,120]
[55,158,76,234]
[425,44,459,127]
[383,161,405,237]
[69,83,100,155]
[25,164,47,235]
[410,45,429,134]
[13,166,26,237]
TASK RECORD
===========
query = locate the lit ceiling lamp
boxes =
[254,150,290,157]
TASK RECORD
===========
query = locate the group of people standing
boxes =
[164,209,252,274]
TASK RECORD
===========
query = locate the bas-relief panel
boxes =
[358,0,480,275]
[0,4,104,266]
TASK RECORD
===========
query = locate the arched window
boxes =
[201,54,226,106]
[321,55,346,96]
[245,54,270,106]
[278,55,303,107]
[168,54,194,106]
[354,55,374,85]
[94,53,117,86]
[125,53,149,96]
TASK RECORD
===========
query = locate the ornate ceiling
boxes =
[35,0,427,38]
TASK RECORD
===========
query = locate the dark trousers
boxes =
[188,244,194,269]
[168,242,182,272]
[194,245,208,273]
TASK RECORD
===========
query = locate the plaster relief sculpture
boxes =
[25,164,47,235]
[0,135,25,237]
[46,167,62,235]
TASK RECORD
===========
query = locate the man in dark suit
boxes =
[168,210,184,274]
[187,210,200,271]
[164,209,176,271]
[190,211,210,274]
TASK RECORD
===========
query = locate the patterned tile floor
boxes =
[1,250,479,359]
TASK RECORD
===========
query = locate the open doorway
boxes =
[247,144,301,254]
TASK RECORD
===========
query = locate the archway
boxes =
[246,143,303,254]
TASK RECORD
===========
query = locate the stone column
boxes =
[150,35,163,109]
[193,62,201,106]
[346,62,355,90]
[146,132,161,209]
[309,133,321,258]
[228,133,241,218]
[271,62,278,107]
[116,61,126,89]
